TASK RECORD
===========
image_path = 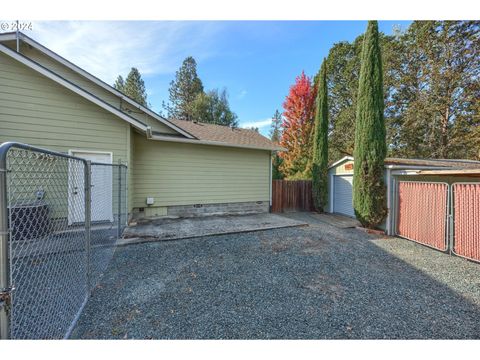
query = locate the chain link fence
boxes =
[395,181,449,251]
[0,142,127,339]
[451,183,480,263]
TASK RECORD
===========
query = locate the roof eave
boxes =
[328,156,354,169]
[148,133,280,151]
[5,32,195,139]
[0,43,148,132]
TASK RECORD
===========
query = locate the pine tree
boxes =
[165,56,204,120]
[113,75,125,92]
[312,59,329,212]
[353,21,387,228]
[269,110,283,143]
[113,69,148,107]
[190,89,238,127]
[270,110,284,180]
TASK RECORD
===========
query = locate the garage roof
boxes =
[329,156,480,170]
[384,158,480,169]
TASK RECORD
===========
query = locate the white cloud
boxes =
[241,118,272,129]
[237,89,247,99]
[29,21,223,83]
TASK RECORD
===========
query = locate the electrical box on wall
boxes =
[146,197,154,205]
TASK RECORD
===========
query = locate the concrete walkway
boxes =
[119,213,307,246]
[311,213,361,228]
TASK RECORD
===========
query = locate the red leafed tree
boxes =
[279,71,317,179]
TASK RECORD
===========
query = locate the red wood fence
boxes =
[271,180,314,213]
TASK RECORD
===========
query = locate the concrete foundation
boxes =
[132,201,269,220]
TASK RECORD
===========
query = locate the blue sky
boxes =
[28,21,411,135]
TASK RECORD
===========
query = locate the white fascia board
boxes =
[0,44,148,132]
[328,156,354,170]
[389,166,452,175]
[149,134,278,152]
[0,33,17,41]
[17,33,195,139]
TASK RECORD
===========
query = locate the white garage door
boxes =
[333,175,355,217]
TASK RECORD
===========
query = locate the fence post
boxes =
[117,161,122,239]
[448,184,454,254]
[0,149,10,339]
[84,160,92,293]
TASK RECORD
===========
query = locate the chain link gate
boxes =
[451,183,480,263]
[0,142,127,339]
[395,181,449,251]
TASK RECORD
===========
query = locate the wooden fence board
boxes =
[271,180,313,213]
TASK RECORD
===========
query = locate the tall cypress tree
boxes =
[353,21,387,227]
[312,59,329,212]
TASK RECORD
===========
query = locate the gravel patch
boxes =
[71,212,480,339]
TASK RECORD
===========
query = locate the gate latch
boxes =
[0,286,15,312]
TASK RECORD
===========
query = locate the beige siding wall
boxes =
[3,41,178,135]
[330,160,354,175]
[132,133,270,208]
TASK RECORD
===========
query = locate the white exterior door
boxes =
[333,175,355,217]
[68,151,113,224]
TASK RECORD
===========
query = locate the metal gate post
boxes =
[0,149,11,339]
[84,160,92,293]
[448,184,454,254]
[117,161,122,239]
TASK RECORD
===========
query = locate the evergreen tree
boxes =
[312,59,329,212]
[325,21,479,161]
[113,75,125,92]
[269,110,283,143]
[388,21,480,159]
[124,68,148,106]
[325,33,397,163]
[113,69,148,107]
[165,56,204,120]
[353,21,387,228]
[272,155,284,180]
[190,89,238,127]
[270,110,284,180]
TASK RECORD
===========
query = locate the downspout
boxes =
[15,21,19,52]
[145,126,153,139]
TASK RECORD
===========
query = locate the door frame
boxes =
[68,149,113,225]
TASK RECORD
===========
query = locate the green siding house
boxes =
[0,32,281,220]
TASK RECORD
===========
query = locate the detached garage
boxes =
[327,156,480,236]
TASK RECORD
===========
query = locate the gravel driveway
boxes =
[71,212,480,339]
